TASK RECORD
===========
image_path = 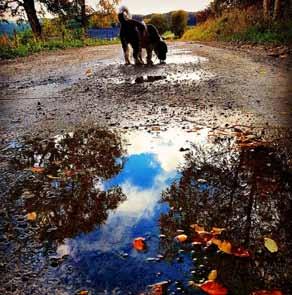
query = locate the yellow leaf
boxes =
[79,291,89,295]
[264,237,278,253]
[208,269,218,281]
[47,175,61,180]
[27,212,37,221]
[175,234,188,243]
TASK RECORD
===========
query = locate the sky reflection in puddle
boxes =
[55,128,209,293]
[3,126,292,294]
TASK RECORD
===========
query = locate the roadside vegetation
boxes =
[0,0,121,59]
[0,27,118,59]
[183,0,292,45]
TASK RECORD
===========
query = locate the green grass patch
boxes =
[163,31,175,40]
[0,37,119,59]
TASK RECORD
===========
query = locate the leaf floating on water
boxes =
[199,281,228,295]
[251,290,283,295]
[211,239,232,254]
[208,270,218,281]
[211,227,226,236]
[47,175,61,180]
[149,281,169,295]
[175,234,188,243]
[264,237,278,253]
[30,167,45,174]
[26,212,37,221]
[133,237,146,251]
[232,247,251,257]
[79,291,89,295]
[191,223,206,234]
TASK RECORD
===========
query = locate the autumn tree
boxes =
[195,7,214,23]
[0,0,42,37]
[171,10,188,38]
[209,0,291,20]
[145,14,169,34]
[93,0,120,27]
[0,0,120,38]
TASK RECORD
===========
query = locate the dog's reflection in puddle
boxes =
[134,75,166,84]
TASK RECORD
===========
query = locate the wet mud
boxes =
[0,42,292,294]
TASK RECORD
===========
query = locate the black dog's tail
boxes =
[118,6,130,24]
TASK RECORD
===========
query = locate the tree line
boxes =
[196,0,292,23]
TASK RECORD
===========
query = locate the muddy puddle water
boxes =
[1,126,292,294]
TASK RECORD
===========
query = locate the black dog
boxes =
[118,7,168,65]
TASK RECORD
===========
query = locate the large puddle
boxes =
[1,126,292,294]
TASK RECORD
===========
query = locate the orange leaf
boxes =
[31,167,45,174]
[200,281,228,295]
[211,227,225,236]
[175,234,188,243]
[133,237,146,251]
[26,212,37,221]
[79,291,89,295]
[149,281,168,295]
[211,239,232,254]
[251,291,283,295]
[191,223,206,234]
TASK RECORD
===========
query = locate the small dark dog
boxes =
[118,7,168,65]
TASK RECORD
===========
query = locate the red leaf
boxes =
[200,281,228,295]
[133,237,146,251]
[232,247,251,257]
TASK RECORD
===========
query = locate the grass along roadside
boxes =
[0,35,119,60]
[182,8,292,45]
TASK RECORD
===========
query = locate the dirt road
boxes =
[1,42,291,138]
[1,42,292,295]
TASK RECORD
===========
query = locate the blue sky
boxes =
[88,0,211,14]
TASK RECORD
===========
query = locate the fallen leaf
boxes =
[30,167,45,174]
[149,281,168,295]
[208,270,218,281]
[85,69,93,77]
[232,247,251,257]
[47,175,61,180]
[133,237,146,251]
[175,234,188,243]
[264,237,278,253]
[211,227,225,236]
[191,223,207,234]
[79,291,89,295]
[199,280,228,295]
[26,212,37,221]
[251,290,283,295]
[211,239,232,254]
[151,126,161,131]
